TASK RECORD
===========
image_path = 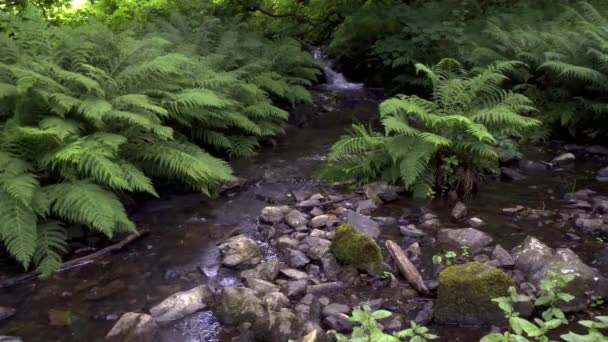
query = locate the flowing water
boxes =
[0,53,607,342]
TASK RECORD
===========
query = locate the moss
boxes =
[435,262,513,325]
[331,224,383,266]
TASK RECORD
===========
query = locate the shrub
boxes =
[322,59,539,198]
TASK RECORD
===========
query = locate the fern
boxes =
[323,59,540,198]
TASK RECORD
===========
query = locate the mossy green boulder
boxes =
[330,224,383,267]
[435,262,513,325]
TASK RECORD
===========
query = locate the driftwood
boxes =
[385,240,429,295]
[0,230,149,289]
[295,195,358,208]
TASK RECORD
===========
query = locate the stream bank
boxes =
[0,58,608,342]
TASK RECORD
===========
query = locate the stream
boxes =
[1,53,608,342]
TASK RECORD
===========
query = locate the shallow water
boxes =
[1,87,608,341]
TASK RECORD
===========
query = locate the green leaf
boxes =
[371,310,392,320]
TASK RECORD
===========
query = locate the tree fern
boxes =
[323,59,540,198]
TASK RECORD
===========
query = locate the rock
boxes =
[293,190,313,202]
[106,313,158,342]
[48,309,77,326]
[598,166,608,182]
[277,236,299,250]
[303,236,332,260]
[0,337,22,342]
[356,199,378,215]
[399,224,426,238]
[405,242,422,258]
[324,313,353,333]
[467,217,485,228]
[263,292,290,311]
[586,145,608,155]
[253,309,297,341]
[0,307,15,321]
[85,279,126,301]
[519,159,549,174]
[322,303,350,317]
[437,228,493,253]
[450,202,468,222]
[435,262,513,325]
[501,167,526,181]
[281,268,310,280]
[419,219,441,230]
[260,206,291,224]
[307,282,343,296]
[551,153,575,166]
[150,285,212,322]
[287,249,311,268]
[346,210,380,239]
[216,287,264,324]
[502,205,525,215]
[310,215,337,229]
[321,254,341,281]
[331,224,383,267]
[286,210,308,228]
[246,278,279,296]
[564,189,596,201]
[364,182,402,204]
[415,301,434,324]
[511,236,554,274]
[492,245,515,267]
[574,218,605,234]
[310,207,324,217]
[219,235,261,268]
[300,329,318,342]
[283,280,309,298]
[240,259,281,281]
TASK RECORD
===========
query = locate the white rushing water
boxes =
[312,47,363,90]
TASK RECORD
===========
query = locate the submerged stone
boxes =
[330,224,382,267]
[149,285,212,322]
[106,313,158,342]
[435,262,513,326]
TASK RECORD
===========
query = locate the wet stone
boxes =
[346,210,380,238]
[307,282,343,296]
[551,153,575,166]
[150,285,212,322]
[324,314,353,333]
[260,206,291,224]
[303,236,332,260]
[0,307,16,321]
[450,202,468,222]
[281,268,310,280]
[287,249,311,268]
[322,303,350,317]
[492,245,515,267]
[285,209,308,228]
[106,313,158,342]
[467,217,485,228]
[219,235,261,268]
[283,280,309,298]
[240,259,281,281]
[437,228,493,253]
[0,337,22,342]
[262,292,290,311]
[246,278,279,296]
[399,224,426,238]
[356,199,378,215]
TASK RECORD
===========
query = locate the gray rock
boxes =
[283,280,309,298]
[149,285,212,322]
[356,199,378,215]
[240,259,281,281]
[216,287,264,324]
[501,167,526,181]
[364,181,402,204]
[321,254,341,281]
[415,301,434,325]
[492,245,515,267]
[310,214,337,229]
[0,337,22,342]
[219,235,261,268]
[512,236,554,274]
[260,206,291,224]
[277,236,299,250]
[0,307,16,321]
[467,217,486,228]
[281,268,310,280]
[303,236,332,260]
[450,202,468,222]
[437,228,493,252]
[253,309,297,342]
[285,209,308,228]
[586,145,608,155]
[106,313,158,342]
[575,218,605,234]
[551,153,575,166]
[519,159,549,174]
[287,249,311,268]
[310,207,324,216]
[419,219,441,230]
[502,206,525,215]
[598,166,608,181]
[405,242,422,258]
[346,210,380,239]
[307,282,343,296]
[322,303,350,317]
[324,313,353,333]
[262,292,290,311]
[246,278,279,296]
[399,224,426,238]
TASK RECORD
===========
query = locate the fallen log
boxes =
[385,240,429,295]
[0,230,149,289]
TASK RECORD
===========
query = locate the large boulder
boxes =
[219,235,261,268]
[512,236,605,311]
[215,287,265,325]
[437,228,493,252]
[435,262,513,325]
[330,224,382,268]
[253,308,298,341]
[105,313,158,342]
[346,210,380,239]
[149,285,213,322]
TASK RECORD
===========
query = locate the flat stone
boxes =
[519,159,549,174]
[149,285,212,322]
[303,236,332,260]
[106,313,158,342]
[283,280,309,298]
[262,292,290,310]
[322,303,350,317]
[346,210,380,239]
[240,259,281,281]
[437,228,493,252]
[321,254,340,281]
[467,217,485,228]
[246,278,280,296]
[219,235,261,268]
[356,199,378,215]
[260,206,291,224]
[419,219,441,230]
[586,145,608,155]
[492,245,515,267]
[551,153,575,166]
[307,282,343,296]
[399,224,426,238]
[310,207,324,216]
[502,206,525,215]
[0,337,22,342]
[501,167,526,181]
[285,209,308,228]
[281,268,310,280]
[277,236,299,250]
[575,218,605,234]
[310,215,337,229]
[287,248,311,268]
[323,313,353,333]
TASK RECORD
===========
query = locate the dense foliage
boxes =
[322,59,539,197]
[0,5,319,274]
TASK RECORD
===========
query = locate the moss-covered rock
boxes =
[330,224,382,267]
[435,262,513,325]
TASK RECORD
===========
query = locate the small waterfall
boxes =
[312,47,363,90]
